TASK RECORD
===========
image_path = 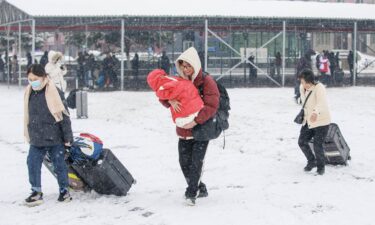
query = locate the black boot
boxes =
[317,167,325,175]
[198,183,208,198]
[304,161,317,172]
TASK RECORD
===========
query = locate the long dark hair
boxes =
[27,64,47,77]
[299,69,317,85]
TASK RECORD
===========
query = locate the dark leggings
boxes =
[298,124,329,168]
[178,139,209,198]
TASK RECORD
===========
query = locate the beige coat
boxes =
[300,82,331,129]
[45,51,67,92]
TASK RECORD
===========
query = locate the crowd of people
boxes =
[294,49,357,102]
[0,52,33,83]
[0,48,360,93]
[314,50,344,86]
[0,50,165,90]
[76,51,121,89]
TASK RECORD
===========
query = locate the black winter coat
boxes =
[28,88,73,147]
[0,58,4,71]
[40,55,48,68]
[160,56,170,73]
[296,56,312,78]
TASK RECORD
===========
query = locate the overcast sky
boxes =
[5,0,289,16]
[8,0,280,13]
[4,0,374,19]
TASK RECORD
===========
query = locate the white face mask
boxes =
[28,79,43,90]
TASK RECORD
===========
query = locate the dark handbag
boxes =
[294,109,305,124]
[294,91,312,124]
[193,115,222,141]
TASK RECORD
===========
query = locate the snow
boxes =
[1,84,375,225]
[6,0,375,20]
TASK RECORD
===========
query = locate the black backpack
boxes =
[193,73,230,142]
[66,89,78,109]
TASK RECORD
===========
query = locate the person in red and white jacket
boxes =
[159,47,220,206]
[319,54,329,74]
[319,52,331,86]
[147,69,204,128]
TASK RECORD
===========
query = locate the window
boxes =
[183,41,194,51]
[316,33,331,45]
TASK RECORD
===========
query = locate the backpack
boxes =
[96,71,105,88]
[192,72,230,142]
[66,89,78,109]
[215,81,230,130]
[69,133,103,164]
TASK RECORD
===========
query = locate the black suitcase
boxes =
[334,70,345,84]
[71,148,135,196]
[76,90,88,119]
[309,123,351,165]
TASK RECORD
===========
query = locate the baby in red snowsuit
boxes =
[147,69,204,128]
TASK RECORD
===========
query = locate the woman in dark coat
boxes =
[24,64,73,206]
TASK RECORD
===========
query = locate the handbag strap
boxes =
[302,90,313,109]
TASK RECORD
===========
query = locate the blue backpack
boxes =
[96,72,105,88]
[69,133,103,164]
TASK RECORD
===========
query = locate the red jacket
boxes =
[147,69,204,123]
[159,69,220,139]
[319,57,329,73]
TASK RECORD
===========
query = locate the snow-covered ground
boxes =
[0,84,375,225]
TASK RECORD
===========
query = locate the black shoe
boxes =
[317,167,325,175]
[304,161,317,172]
[58,189,72,202]
[197,185,208,198]
[25,191,43,207]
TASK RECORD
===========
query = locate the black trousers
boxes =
[178,139,209,198]
[298,124,329,168]
[294,79,301,99]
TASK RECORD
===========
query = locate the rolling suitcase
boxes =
[43,133,104,192]
[76,90,88,119]
[309,123,351,165]
[334,70,344,84]
[71,149,135,196]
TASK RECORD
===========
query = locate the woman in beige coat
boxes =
[45,51,67,92]
[298,69,331,175]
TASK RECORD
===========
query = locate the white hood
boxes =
[48,50,63,64]
[175,47,201,82]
